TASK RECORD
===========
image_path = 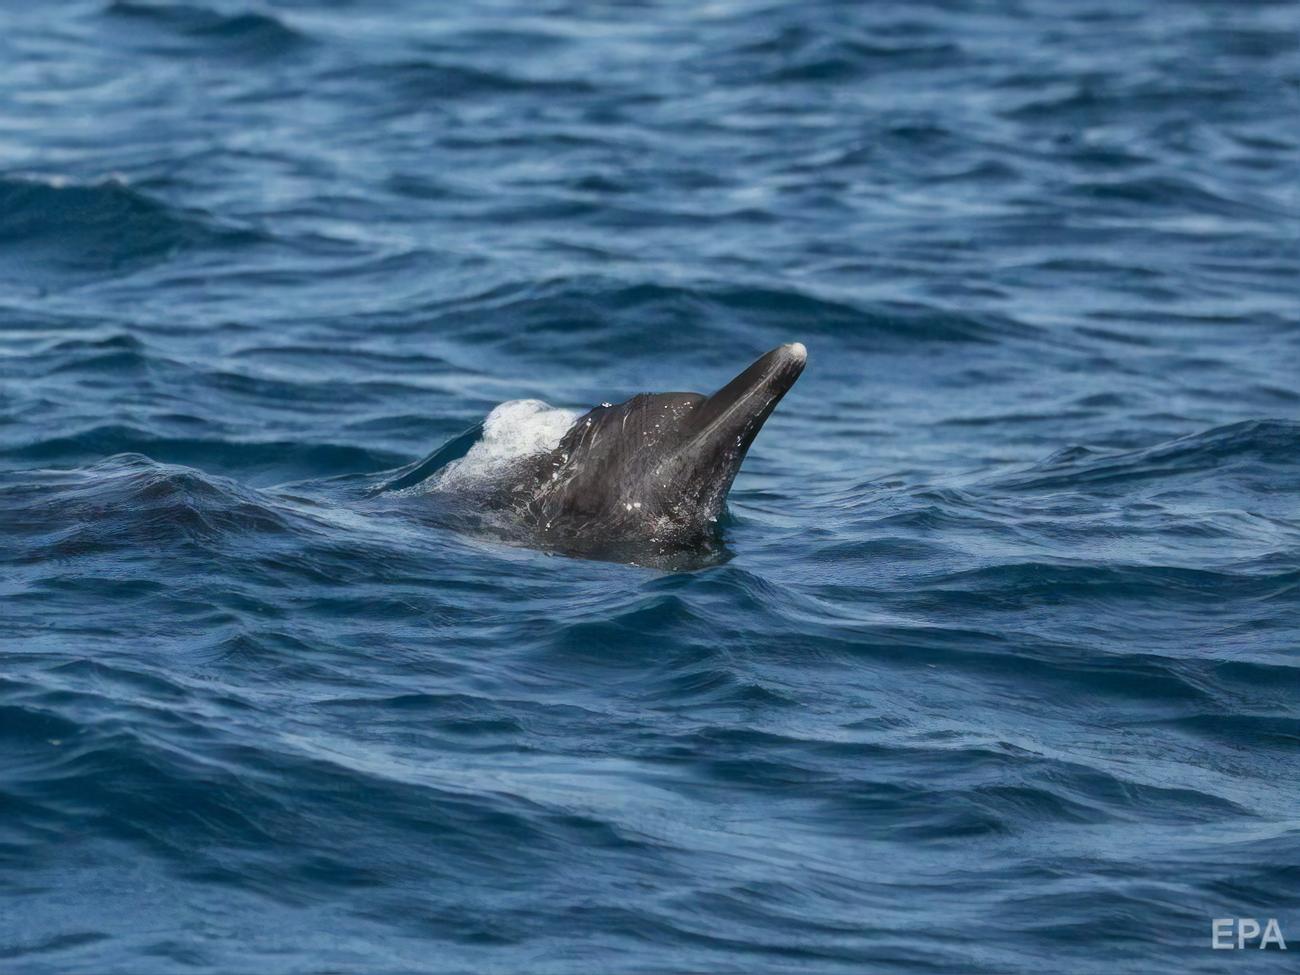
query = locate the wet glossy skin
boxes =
[525,344,807,547]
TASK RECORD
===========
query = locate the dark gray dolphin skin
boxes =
[373,342,807,563]
[520,341,807,549]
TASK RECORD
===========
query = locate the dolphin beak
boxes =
[692,342,806,444]
[665,342,807,511]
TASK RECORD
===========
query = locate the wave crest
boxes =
[103,2,307,58]
[0,176,263,282]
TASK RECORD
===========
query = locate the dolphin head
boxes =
[527,343,807,543]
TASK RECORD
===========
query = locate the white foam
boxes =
[430,399,579,491]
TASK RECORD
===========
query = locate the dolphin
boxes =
[379,342,807,561]
[524,342,806,545]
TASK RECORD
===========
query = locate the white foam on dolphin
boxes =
[429,399,579,491]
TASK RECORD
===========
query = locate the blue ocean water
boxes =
[2,0,1299,971]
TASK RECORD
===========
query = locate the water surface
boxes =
[2,1,1299,972]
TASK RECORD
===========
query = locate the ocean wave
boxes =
[768,40,967,84]
[0,432,401,483]
[706,18,967,85]
[415,278,1039,363]
[0,176,265,283]
[0,682,584,904]
[102,2,308,58]
[1004,79,1250,123]
[0,455,298,555]
[989,420,1300,494]
[1060,175,1283,219]
[322,59,598,106]
[913,560,1299,610]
